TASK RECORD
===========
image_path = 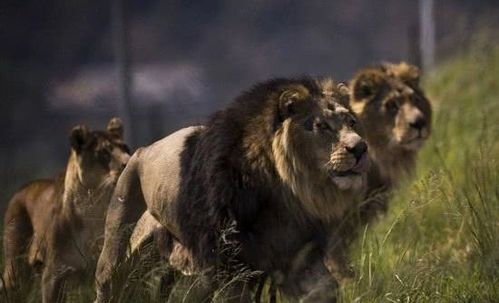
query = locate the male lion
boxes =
[1,118,130,302]
[94,77,369,303]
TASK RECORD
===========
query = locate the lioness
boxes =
[350,62,432,221]
[1,118,130,302]
[95,77,369,303]
[323,62,432,279]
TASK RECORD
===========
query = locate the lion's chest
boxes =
[238,205,327,273]
[65,193,111,256]
[64,218,107,265]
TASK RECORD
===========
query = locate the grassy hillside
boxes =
[340,43,499,302]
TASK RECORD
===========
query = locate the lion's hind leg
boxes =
[94,154,147,303]
[1,194,33,294]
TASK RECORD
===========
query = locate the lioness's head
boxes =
[69,117,131,188]
[350,62,432,152]
[271,79,369,191]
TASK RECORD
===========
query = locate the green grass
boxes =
[340,42,499,303]
[2,42,498,302]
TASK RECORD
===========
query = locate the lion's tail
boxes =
[1,187,34,292]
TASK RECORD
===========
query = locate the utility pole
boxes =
[407,23,421,67]
[419,0,435,71]
[112,0,134,146]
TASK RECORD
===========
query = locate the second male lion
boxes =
[1,118,130,303]
[350,62,432,222]
[323,63,432,279]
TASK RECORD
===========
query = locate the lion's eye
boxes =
[303,116,314,131]
[410,94,420,104]
[385,99,400,113]
[98,149,111,162]
[314,121,330,132]
[348,116,357,128]
[121,144,131,154]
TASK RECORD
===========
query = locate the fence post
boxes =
[112,0,134,147]
[419,0,436,71]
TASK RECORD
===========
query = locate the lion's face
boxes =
[350,63,432,152]
[69,118,131,188]
[273,83,369,191]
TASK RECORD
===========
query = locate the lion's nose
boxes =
[347,141,368,160]
[410,117,426,130]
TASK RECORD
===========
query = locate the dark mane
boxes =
[175,77,322,269]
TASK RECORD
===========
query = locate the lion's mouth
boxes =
[400,136,427,150]
[397,128,430,150]
[330,152,369,177]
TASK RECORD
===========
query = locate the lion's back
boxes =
[4,179,57,231]
[135,126,204,233]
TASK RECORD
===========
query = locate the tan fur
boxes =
[322,63,432,280]
[128,210,163,255]
[1,118,130,303]
[238,81,367,223]
[271,119,364,222]
[350,62,432,185]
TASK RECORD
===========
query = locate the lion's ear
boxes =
[70,125,90,153]
[398,62,420,86]
[107,117,124,139]
[352,71,383,101]
[336,82,350,105]
[383,62,420,86]
[278,87,308,119]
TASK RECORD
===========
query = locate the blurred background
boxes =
[1,0,498,211]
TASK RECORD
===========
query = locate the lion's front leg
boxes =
[299,263,339,303]
[324,254,355,284]
[41,264,72,303]
[299,273,338,303]
[282,260,339,303]
[323,236,355,283]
